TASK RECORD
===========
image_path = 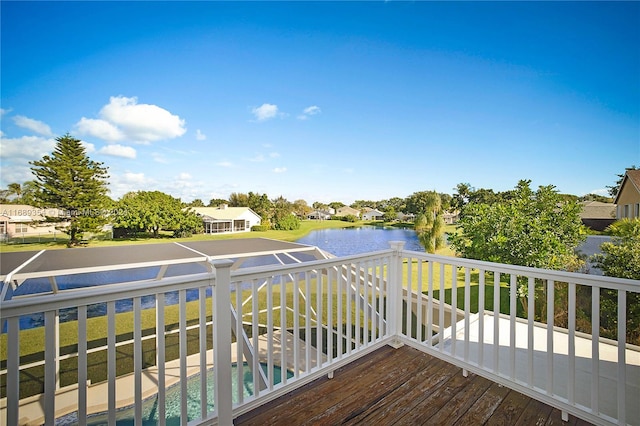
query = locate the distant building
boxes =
[362,208,385,221]
[307,210,332,220]
[579,201,616,231]
[191,205,261,234]
[614,169,640,219]
[0,204,67,241]
[336,206,361,218]
[443,210,460,225]
[396,212,416,222]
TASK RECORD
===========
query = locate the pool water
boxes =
[57,363,292,425]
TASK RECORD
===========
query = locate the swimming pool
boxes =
[56,363,292,425]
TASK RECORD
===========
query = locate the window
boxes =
[0,221,6,234]
[15,223,28,233]
[636,203,640,218]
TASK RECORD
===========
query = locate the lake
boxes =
[295,225,424,256]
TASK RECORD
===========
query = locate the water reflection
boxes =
[295,225,424,256]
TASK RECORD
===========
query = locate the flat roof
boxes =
[0,238,323,285]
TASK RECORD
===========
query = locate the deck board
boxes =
[235,345,594,426]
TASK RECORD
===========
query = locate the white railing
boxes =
[394,243,639,426]
[1,243,638,426]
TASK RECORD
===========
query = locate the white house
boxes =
[191,205,261,234]
[362,208,385,221]
[307,210,332,220]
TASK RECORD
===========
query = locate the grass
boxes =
[0,220,368,252]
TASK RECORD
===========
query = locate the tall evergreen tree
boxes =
[30,133,109,246]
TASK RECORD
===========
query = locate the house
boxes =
[362,208,385,221]
[614,169,640,219]
[191,205,261,234]
[443,210,460,224]
[396,212,415,222]
[335,206,361,218]
[0,204,66,241]
[579,201,616,231]
[307,210,332,220]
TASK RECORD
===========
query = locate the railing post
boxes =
[388,241,405,348]
[211,259,234,426]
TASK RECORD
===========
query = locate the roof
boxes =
[614,169,640,204]
[579,201,616,219]
[0,238,329,299]
[191,206,260,221]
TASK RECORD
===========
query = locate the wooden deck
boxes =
[236,345,594,426]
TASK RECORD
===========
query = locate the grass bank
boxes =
[0,220,365,253]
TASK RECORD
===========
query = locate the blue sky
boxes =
[1,1,639,205]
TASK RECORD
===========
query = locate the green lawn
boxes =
[0,220,386,252]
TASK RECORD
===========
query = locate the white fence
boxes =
[1,243,638,425]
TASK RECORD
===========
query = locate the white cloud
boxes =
[252,103,279,121]
[297,105,321,120]
[12,115,53,136]
[0,135,56,188]
[123,172,149,184]
[98,144,137,159]
[273,167,287,173]
[216,161,233,167]
[81,141,96,153]
[178,172,192,180]
[75,117,125,142]
[269,152,281,158]
[195,129,206,141]
[303,106,321,115]
[75,96,186,144]
[0,135,56,159]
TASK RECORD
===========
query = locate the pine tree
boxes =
[30,133,109,246]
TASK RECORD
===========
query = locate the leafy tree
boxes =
[467,188,500,205]
[7,183,22,200]
[452,183,473,211]
[385,197,406,212]
[450,180,586,270]
[208,198,228,207]
[29,134,109,246]
[580,193,613,203]
[328,201,345,211]
[20,181,40,206]
[271,196,300,230]
[450,180,586,316]
[592,218,640,280]
[313,201,329,210]
[292,199,312,217]
[113,191,201,237]
[247,192,272,224]
[591,218,640,344]
[187,199,205,207]
[413,191,445,253]
[383,207,397,222]
[228,192,249,207]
